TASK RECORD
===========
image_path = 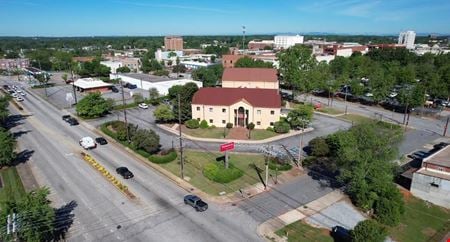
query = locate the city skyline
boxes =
[0,0,449,36]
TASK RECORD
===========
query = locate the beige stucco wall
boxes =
[191,100,280,129]
[221,80,279,90]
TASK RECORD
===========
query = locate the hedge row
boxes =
[268,160,292,171]
[149,151,177,164]
[203,162,243,183]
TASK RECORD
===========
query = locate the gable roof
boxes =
[222,68,278,82]
[192,88,281,108]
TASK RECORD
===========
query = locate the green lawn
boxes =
[389,196,450,242]
[182,126,279,140]
[249,129,278,140]
[181,126,226,139]
[315,107,344,115]
[0,167,26,203]
[275,221,333,242]
[339,113,373,124]
[159,150,284,195]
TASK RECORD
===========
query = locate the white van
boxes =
[79,137,97,150]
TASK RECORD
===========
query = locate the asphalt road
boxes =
[5,81,262,242]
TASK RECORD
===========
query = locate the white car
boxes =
[79,137,97,150]
[15,97,24,102]
[11,93,18,98]
[138,103,149,109]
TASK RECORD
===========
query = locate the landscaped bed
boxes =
[180,125,280,140]
[315,107,344,115]
[159,150,289,195]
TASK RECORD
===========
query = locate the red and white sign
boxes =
[220,142,235,152]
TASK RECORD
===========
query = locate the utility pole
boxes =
[265,157,269,190]
[119,77,130,142]
[443,117,449,137]
[37,60,48,97]
[178,94,184,179]
[70,66,78,105]
[298,121,305,168]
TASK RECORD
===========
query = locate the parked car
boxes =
[408,150,429,160]
[184,195,208,212]
[95,137,108,145]
[434,142,449,150]
[138,103,149,109]
[15,97,24,102]
[116,167,134,179]
[67,117,79,126]
[331,226,351,242]
[124,83,137,89]
[79,137,96,149]
[111,86,119,93]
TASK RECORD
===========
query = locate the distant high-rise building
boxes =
[398,31,416,49]
[164,36,183,51]
[274,35,304,49]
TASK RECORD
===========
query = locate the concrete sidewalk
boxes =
[158,124,314,144]
[257,190,345,242]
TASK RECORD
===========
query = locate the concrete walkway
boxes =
[257,190,345,242]
[158,124,314,144]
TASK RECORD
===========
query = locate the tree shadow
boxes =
[11,149,34,166]
[3,114,30,129]
[12,129,31,139]
[49,200,77,241]
[306,167,343,189]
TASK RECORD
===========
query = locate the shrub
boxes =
[268,157,292,171]
[351,220,387,242]
[76,92,113,118]
[274,121,290,133]
[154,104,174,123]
[203,162,243,183]
[226,123,233,129]
[136,149,151,158]
[266,127,274,132]
[200,120,209,129]
[309,137,330,157]
[374,190,404,226]
[131,129,160,154]
[149,150,177,164]
[185,119,200,129]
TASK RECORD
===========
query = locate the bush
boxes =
[268,157,292,171]
[131,129,160,154]
[154,104,174,123]
[149,150,177,164]
[274,121,290,133]
[200,120,209,129]
[185,119,200,129]
[351,220,387,242]
[226,123,233,129]
[136,149,151,158]
[266,127,274,132]
[203,162,243,183]
[374,190,404,226]
[76,92,113,118]
[309,137,330,157]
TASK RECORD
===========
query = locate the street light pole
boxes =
[178,94,184,179]
[119,75,130,142]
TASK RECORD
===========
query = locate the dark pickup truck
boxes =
[184,195,208,212]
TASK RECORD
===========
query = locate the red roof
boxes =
[192,88,281,108]
[222,68,278,82]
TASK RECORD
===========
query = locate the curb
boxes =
[157,124,314,144]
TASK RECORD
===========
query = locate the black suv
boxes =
[62,115,71,121]
[116,167,134,179]
[331,226,351,242]
[111,86,119,93]
[67,117,79,126]
[95,137,108,145]
[184,195,208,212]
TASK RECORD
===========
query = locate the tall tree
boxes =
[76,92,113,118]
[234,56,273,68]
[277,45,316,99]
[0,128,16,167]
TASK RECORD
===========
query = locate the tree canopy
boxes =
[192,64,223,87]
[76,92,113,118]
[234,56,273,68]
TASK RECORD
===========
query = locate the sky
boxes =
[0,0,449,36]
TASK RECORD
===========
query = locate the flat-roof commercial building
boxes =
[274,35,304,49]
[191,88,281,129]
[248,40,274,50]
[72,78,112,93]
[112,73,202,95]
[164,36,183,51]
[100,60,122,74]
[221,68,278,90]
[410,146,450,208]
[0,58,30,70]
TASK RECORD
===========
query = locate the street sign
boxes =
[220,142,235,152]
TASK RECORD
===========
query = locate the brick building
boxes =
[410,146,450,208]
[222,68,278,90]
[164,36,183,51]
[222,54,245,68]
[248,40,274,50]
[0,58,30,70]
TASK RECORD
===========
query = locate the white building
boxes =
[112,73,202,95]
[154,49,183,62]
[398,30,416,49]
[100,60,122,74]
[180,61,219,70]
[274,35,304,49]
